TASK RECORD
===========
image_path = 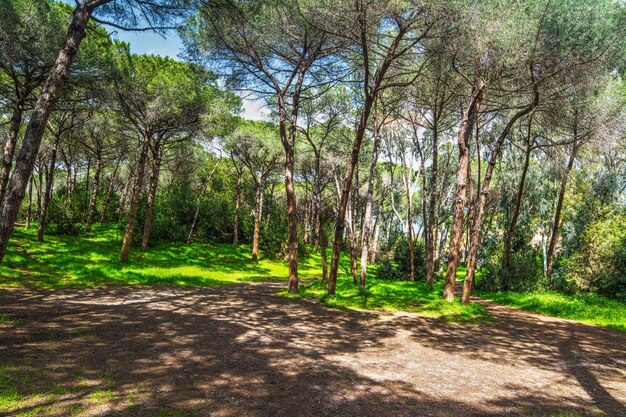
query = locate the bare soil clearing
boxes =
[1,282,625,417]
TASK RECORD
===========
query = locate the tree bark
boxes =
[233,168,242,247]
[426,127,439,285]
[442,85,483,302]
[0,102,25,206]
[37,137,60,242]
[25,175,33,229]
[251,178,266,262]
[0,2,96,262]
[462,95,539,304]
[504,140,532,270]
[546,142,578,278]
[141,141,162,251]
[359,123,382,292]
[85,152,102,233]
[120,133,150,263]
[403,153,415,281]
[100,157,120,223]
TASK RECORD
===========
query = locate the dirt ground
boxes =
[0,282,625,417]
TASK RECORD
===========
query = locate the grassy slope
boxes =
[0,225,325,288]
[476,290,626,331]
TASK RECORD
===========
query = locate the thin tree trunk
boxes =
[546,143,578,279]
[25,175,33,229]
[100,157,120,223]
[426,125,439,286]
[403,154,415,282]
[370,208,382,264]
[359,121,382,292]
[442,85,483,301]
[347,198,358,284]
[141,144,161,251]
[320,224,328,284]
[37,137,60,242]
[0,102,25,206]
[313,151,322,251]
[233,169,242,247]
[120,133,150,263]
[251,179,266,262]
[36,163,43,218]
[462,94,539,304]
[0,2,95,262]
[504,141,532,270]
[85,152,102,233]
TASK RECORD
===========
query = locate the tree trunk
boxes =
[370,208,382,264]
[346,198,358,284]
[442,85,483,302]
[100,157,121,223]
[0,102,25,206]
[25,175,33,229]
[462,97,539,304]
[85,152,102,233]
[328,93,375,295]
[546,143,578,279]
[313,151,322,251]
[426,128,439,286]
[320,225,328,284]
[233,169,242,247]
[359,125,382,292]
[36,163,43,218]
[120,133,150,263]
[504,141,532,270]
[37,137,60,242]
[0,2,95,262]
[251,179,266,262]
[141,142,162,251]
[403,156,415,282]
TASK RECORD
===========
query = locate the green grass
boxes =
[476,290,626,331]
[284,275,488,323]
[0,224,326,288]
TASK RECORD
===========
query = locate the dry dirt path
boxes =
[0,282,625,417]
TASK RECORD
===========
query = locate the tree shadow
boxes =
[0,284,624,416]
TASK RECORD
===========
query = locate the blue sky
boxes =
[111,29,265,120]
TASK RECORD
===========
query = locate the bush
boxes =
[375,259,403,280]
[565,210,626,301]
[375,237,426,280]
[475,241,544,292]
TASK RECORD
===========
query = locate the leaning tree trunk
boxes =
[120,133,150,263]
[251,178,266,262]
[0,2,95,262]
[85,151,102,233]
[442,85,483,302]
[462,96,539,305]
[328,93,375,295]
[37,137,60,243]
[546,143,578,279]
[359,124,382,292]
[0,102,25,206]
[141,142,162,251]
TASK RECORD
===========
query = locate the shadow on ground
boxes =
[0,283,624,416]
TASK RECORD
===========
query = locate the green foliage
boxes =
[565,209,626,301]
[376,237,426,280]
[476,240,544,292]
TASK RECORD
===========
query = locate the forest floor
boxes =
[1,281,625,417]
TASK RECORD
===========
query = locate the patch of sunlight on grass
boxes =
[476,290,626,331]
[283,274,488,323]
